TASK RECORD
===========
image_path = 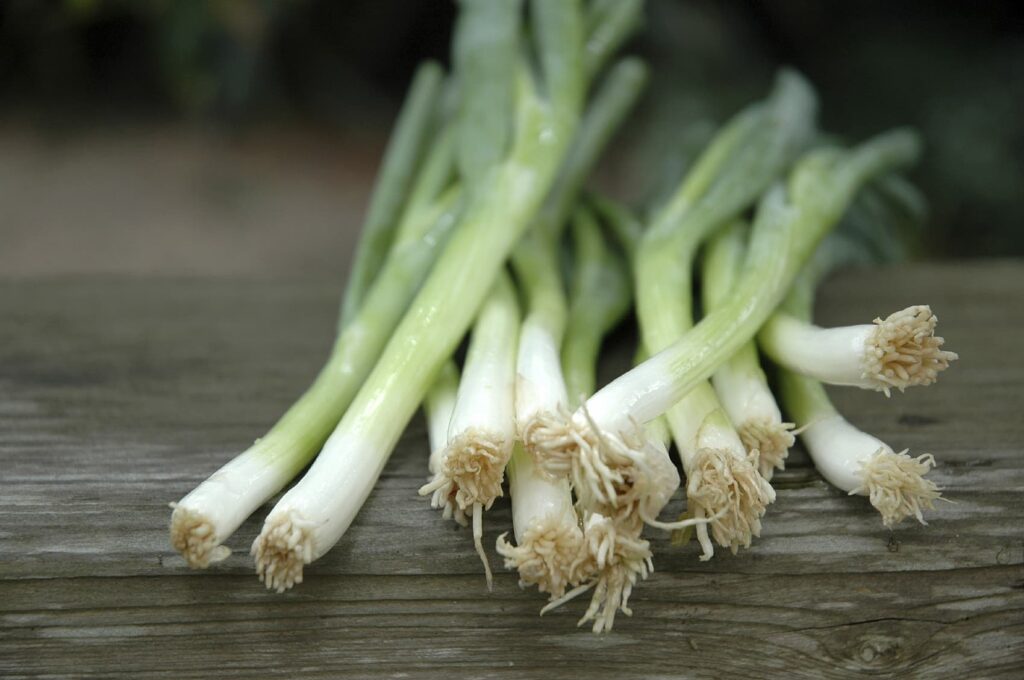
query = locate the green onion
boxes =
[560,202,632,405]
[632,70,820,555]
[421,271,520,588]
[422,15,648,600]
[534,72,816,556]
[777,253,943,526]
[452,0,520,189]
[544,202,706,633]
[497,443,583,600]
[703,220,795,480]
[758,172,955,396]
[251,0,590,592]
[425,51,646,595]
[529,127,922,559]
[339,61,445,328]
[169,113,460,569]
[516,58,647,455]
[507,201,657,631]
[423,360,465,526]
[760,304,957,396]
[496,57,648,606]
[508,201,656,631]
[583,0,644,80]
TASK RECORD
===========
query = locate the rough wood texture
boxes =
[2,262,1022,679]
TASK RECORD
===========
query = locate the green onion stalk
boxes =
[759,222,957,394]
[494,65,646,604]
[516,57,647,458]
[637,73,817,560]
[702,221,795,480]
[419,6,647,596]
[530,123,922,560]
[532,71,817,556]
[583,0,643,80]
[415,0,523,535]
[535,202,655,634]
[251,0,601,593]
[422,271,521,588]
[561,200,633,406]
[772,227,952,527]
[416,29,645,598]
[423,360,465,526]
[339,63,447,328]
[498,443,584,601]
[757,171,951,400]
[169,69,457,568]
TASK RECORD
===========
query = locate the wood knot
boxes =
[852,633,904,669]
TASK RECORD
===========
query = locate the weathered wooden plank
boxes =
[0,462,1021,581]
[0,570,1021,679]
[1,262,1022,678]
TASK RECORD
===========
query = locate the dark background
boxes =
[1,0,1021,278]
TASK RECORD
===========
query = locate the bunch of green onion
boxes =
[170,0,956,633]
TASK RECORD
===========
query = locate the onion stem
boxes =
[534,128,921,555]
[170,126,461,569]
[423,360,466,526]
[561,202,632,406]
[339,61,446,327]
[703,220,795,480]
[251,0,591,591]
[498,444,583,600]
[775,246,944,526]
[420,272,520,588]
[760,306,957,396]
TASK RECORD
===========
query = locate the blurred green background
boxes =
[1,0,1021,278]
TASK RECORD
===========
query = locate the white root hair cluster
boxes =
[496,518,583,599]
[251,511,315,593]
[685,447,776,560]
[542,514,653,634]
[419,429,514,588]
[523,405,653,521]
[738,418,796,480]
[420,429,510,512]
[508,406,681,633]
[852,449,942,527]
[425,479,469,526]
[864,305,958,395]
[169,504,232,569]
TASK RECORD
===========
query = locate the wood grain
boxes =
[2,262,1023,679]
